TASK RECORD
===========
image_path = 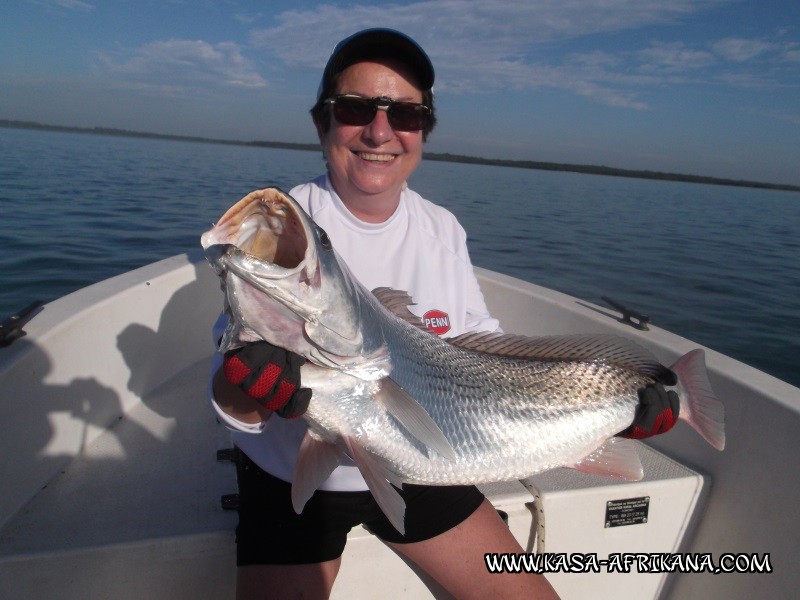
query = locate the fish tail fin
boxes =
[671,349,725,450]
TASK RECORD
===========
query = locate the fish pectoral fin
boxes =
[291,432,343,514]
[571,438,643,481]
[344,436,407,535]
[374,377,457,461]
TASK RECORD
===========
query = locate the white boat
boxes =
[0,252,796,599]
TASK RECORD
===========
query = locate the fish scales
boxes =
[302,297,648,485]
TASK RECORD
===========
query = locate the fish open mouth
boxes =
[202,186,390,369]
[208,188,308,270]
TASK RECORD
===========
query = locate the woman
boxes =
[211,28,675,599]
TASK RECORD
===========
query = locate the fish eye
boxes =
[318,228,332,250]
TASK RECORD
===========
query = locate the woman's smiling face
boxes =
[317,59,425,221]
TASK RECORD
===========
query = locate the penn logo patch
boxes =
[423,309,451,335]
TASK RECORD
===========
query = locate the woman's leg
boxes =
[386,498,559,599]
[236,560,342,600]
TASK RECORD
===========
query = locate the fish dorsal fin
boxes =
[571,437,643,480]
[449,332,675,382]
[372,287,430,333]
[372,287,673,383]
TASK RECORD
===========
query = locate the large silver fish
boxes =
[201,187,725,534]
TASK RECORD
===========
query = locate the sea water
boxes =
[1,127,798,387]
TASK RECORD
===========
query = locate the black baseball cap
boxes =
[317,28,435,100]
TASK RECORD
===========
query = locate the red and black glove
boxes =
[222,341,311,419]
[618,384,680,439]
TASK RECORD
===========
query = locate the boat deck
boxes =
[0,353,706,600]
[1,254,798,598]
[0,357,237,597]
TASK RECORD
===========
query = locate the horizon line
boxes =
[2,119,797,193]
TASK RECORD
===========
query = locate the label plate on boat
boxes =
[605,496,649,528]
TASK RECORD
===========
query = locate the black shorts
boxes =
[234,450,485,566]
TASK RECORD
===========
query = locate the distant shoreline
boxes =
[3,119,798,193]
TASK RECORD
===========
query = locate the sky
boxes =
[2,0,799,185]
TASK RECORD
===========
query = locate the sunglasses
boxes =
[324,94,433,132]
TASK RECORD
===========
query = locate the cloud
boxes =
[252,0,724,66]
[55,0,91,8]
[97,39,267,96]
[28,0,92,10]
[711,38,776,62]
[566,51,623,69]
[233,12,262,25]
[637,41,716,73]
[248,0,727,109]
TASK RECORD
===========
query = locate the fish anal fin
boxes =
[374,377,456,461]
[291,432,343,514]
[571,438,643,481]
[344,436,407,535]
